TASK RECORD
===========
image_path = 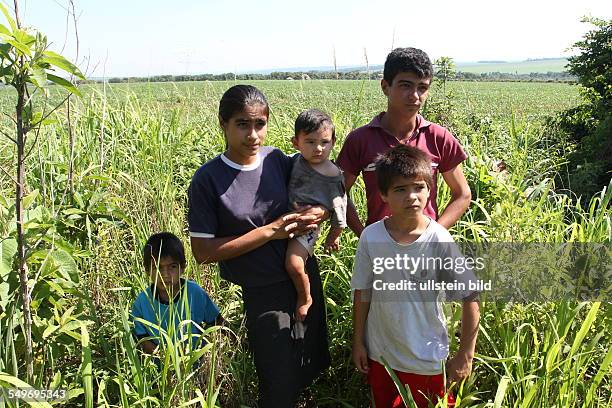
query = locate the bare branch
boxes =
[0,129,18,144]
[13,0,21,28]
[24,124,42,160]
[70,0,79,63]
[0,164,19,186]
[3,112,17,126]
[29,94,71,129]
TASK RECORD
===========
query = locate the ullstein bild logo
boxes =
[372,279,492,292]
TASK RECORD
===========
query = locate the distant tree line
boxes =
[454,71,576,82]
[101,70,576,84]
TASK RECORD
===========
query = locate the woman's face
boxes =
[221,103,268,165]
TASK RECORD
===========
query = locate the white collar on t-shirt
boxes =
[220,152,261,171]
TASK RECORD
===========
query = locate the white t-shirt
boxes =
[351,218,478,374]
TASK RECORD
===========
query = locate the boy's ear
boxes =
[218,114,227,132]
[379,192,388,203]
[381,79,390,96]
[291,136,299,150]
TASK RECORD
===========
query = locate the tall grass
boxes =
[0,80,609,407]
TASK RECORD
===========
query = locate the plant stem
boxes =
[13,0,34,383]
[15,76,34,383]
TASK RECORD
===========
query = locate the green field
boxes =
[0,80,609,407]
[456,59,570,74]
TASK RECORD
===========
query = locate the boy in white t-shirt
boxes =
[351,145,480,408]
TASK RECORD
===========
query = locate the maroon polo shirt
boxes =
[336,112,467,226]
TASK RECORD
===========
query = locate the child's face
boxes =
[148,256,182,293]
[292,126,334,165]
[380,176,430,218]
[220,103,268,165]
[381,71,431,116]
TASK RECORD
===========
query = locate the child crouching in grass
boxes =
[131,232,222,358]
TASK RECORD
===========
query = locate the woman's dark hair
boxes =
[143,232,186,269]
[218,85,269,123]
[383,47,433,85]
[294,109,335,140]
[376,145,433,194]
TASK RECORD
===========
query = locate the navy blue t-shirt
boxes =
[188,147,294,288]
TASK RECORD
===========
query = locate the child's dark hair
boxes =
[218,85,269,123]
[143,232,186,270]
[383,47,433,85]
[294,109,336,140]
[376,145,433,194]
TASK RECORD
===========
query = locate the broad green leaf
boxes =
[0,3,17,32]
[0,238,17,280]
[0,67,13,84]
[52,249,79,284]
[42,324,60,339]
[0,373,53,407]
[60,305,77,323]
[29,66,47,87]
[0,42,12,55]
[81,323,93,408]
[23,189,39,209]
[62,208,85,215]
[31,110,57,127]
[13,28,35,46]
[58,320,82,334]
[0,281,12,309]
[493,376,510,408]
[42,50,84,79]
[545,336,565,373]
[568,301,600,357]
[46,73,81,97]
[6,38,31,57]
[586,344,612,403]
[0,23,11,37]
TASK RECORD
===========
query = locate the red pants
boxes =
[367,359,455,408]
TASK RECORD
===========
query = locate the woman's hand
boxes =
[290,204,329,237]
[191,206,330,263]
[267,212,305,240]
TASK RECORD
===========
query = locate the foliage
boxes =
[0,3,84,95]
[435,56,456,91]
[567,17,612,117]
[549,17,612,201]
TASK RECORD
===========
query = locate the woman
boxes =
[188,85,330,407]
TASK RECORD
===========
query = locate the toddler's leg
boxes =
[285,239,312,321]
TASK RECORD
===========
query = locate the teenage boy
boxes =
[337,47,471,235]
[351,145,479,408]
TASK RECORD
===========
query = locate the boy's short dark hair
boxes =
[376,145,433,194]
[143,232,186,270]
[294,109,335,140]
[383,47,433,85]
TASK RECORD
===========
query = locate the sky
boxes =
[6,0,611,78]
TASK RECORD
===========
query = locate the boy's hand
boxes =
[352,341,370,374]
[324,234,340,252]
[446,351,473,384]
